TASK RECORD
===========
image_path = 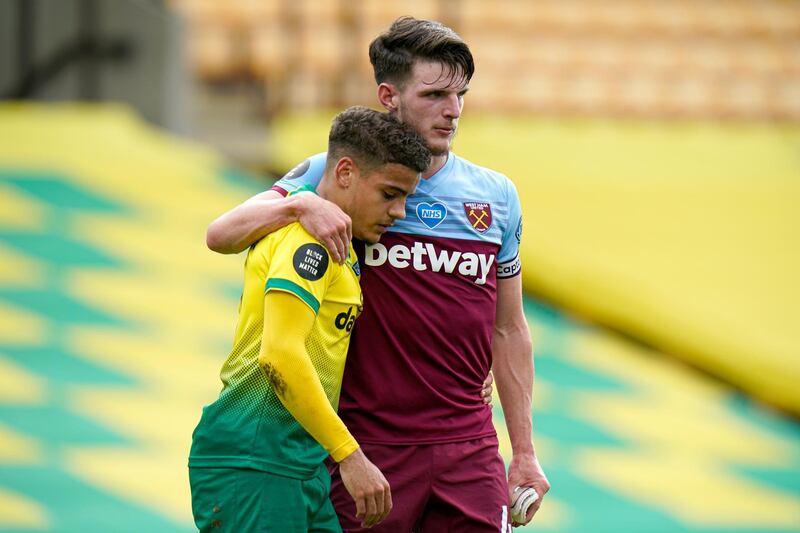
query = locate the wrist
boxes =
[510,443,536,459]
[286,192,308,222]
[337,445,362,465]
[331,435,359,463]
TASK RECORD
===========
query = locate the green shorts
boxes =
[189,464,342,532]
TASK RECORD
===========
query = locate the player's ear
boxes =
[334,156,356,188]
[378,83,398,112]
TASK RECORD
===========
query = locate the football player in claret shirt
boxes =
[206,17,551,533]
[189,107,430,533]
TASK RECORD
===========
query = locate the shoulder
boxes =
[279,223,336,273]
[261,223,336,283]
[450,154,518,203]
[451,154,512,188]
[282,152,327,179]
[275,222,324,251]
[251,222,317,258]
[273,152,328,195]
[305,152,328,175]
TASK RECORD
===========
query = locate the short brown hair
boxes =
[369,16,474,88]
[328,106,431,174]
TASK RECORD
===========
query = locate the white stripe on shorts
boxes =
[499,504,508,533]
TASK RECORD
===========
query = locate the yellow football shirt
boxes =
[189,222,362,479]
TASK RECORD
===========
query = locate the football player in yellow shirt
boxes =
[189,106,430,532]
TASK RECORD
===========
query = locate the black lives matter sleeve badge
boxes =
[293,243,329,281]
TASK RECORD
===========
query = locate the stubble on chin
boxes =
[427,139,451,157]
[431,130,456,157]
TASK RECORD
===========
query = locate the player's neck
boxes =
[315,178,350,216]
[315,178,334,203]
[422,152,449,180]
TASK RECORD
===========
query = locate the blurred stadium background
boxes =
[1,0,799,531]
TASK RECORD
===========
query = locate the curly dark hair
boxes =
[328,106,431,174]
[369,16,474,88]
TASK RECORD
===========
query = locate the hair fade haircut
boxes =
[327,106,431,175]
[369,16,474,88]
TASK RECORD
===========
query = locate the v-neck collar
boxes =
[416,152,455,195]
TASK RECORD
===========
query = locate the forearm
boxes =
[260,292,359,462]
[207,191,301,254]
[493,277,550,520]
[260,347,358,461]
[493,323,536,457]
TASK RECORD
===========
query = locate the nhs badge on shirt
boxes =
[464,202,492,233]
[416,202,447,229]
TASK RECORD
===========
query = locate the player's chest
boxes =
[322,263,363,335]
[394,193,506,244]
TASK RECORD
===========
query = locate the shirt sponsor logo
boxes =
[365,241,495,285]
[416,202,447,229]
[334,306,358,332]
[293,243,329,281]
[464,202,493,233]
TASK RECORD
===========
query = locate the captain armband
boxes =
[497,253,521,279]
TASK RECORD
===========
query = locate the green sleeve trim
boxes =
[287,183,317,196]
[265,278,320,314]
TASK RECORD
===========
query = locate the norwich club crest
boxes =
[463,202,492,233]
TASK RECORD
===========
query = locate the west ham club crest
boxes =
[463,202,492,233]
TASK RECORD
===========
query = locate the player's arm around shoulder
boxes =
[206,155,352,262]
[206,189,297,254]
